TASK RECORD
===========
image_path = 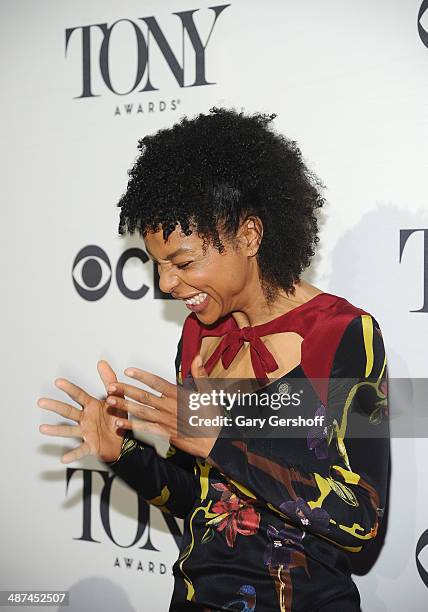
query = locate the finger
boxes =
[189,355,238,396]
[190,354,212,394]
[54,378,92,408]
[39,423,82,438]
[106,381,165,408]
[113,417,133,430]
[37,398,81,423]
[116,417,169,440]
[97,360,122,397]
[61,441,91,464]
[106,396,164,424]
[109,382,164,411]
[124,368,176,398]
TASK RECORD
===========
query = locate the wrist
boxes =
[103,430,137,465]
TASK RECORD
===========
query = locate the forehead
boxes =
[143,225,202,260]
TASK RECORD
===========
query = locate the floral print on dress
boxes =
[306,402,329,460]
[205,481,261,548]
[222,584,257,610]
[280,497,330,533]
[369,374,389,424]
[263,524,305,568]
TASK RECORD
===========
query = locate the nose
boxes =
[158,266,179,294]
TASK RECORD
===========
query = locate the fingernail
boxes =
[116,420,123,427]
[106,397,116,405]
[108,385,117,392]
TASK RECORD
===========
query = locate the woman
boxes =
[38,108,390,611]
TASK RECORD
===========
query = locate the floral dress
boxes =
[104,292,390,611]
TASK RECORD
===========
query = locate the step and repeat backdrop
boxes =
[2,0,428,610]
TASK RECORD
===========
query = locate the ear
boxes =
[238,215,263,256]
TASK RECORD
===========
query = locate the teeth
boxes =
[184,292,208,305]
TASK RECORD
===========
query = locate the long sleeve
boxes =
[207,313,390,551]
[102,335,198,519]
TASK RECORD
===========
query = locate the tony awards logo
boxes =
[65,5,231,100]
[66,467,182,572]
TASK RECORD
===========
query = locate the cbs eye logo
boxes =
[419,0,428,48]
[72,245,172,301]
[416,528,428,589]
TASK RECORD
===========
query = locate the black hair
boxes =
[117,106,325,302]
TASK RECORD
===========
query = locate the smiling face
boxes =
[143,219,263,325]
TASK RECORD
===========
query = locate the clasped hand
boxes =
[38,355,222,464]
[105,356,222,459]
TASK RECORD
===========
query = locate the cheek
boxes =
[184,252,247,295]
[222,258,247,289]
[213,256,247,292]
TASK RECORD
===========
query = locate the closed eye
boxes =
[177,262,191,270]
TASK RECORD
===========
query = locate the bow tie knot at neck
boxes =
[217,325,279,380]
[238,327,258,342]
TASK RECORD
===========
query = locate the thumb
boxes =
[97,360,123,397]
[190,354,207,377]
[190,354,210,393]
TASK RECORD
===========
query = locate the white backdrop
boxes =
[1,0,428,610]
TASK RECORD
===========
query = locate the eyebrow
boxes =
[145,246,195,262]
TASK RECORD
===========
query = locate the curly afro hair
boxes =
[117,106,325,303]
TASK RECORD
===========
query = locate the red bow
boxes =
[203,326,279,381]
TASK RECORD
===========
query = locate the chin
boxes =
[196,304,220,325]
[195,311,217,326]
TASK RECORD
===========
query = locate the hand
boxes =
[104,355,223,459]
[37,360,129,464]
